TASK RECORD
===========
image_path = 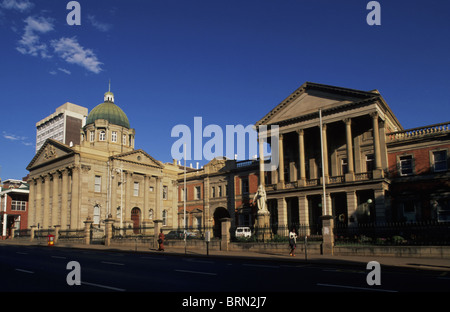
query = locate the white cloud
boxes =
[88,15,112,32]
[51,37,103,74]
[58,67,71,75]
[16,16,54,58]
[1,0,33,12]
[2,131,32,146]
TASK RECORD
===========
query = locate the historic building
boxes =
[26,89,180,232]
[176,82,450,236]
[0,179,29,238]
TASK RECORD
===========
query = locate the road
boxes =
[1,244,449,307]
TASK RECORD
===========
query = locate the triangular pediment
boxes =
[27,139,75,171]
[256,82,379,126]
[112,149,163,169]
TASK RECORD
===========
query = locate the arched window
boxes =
[93,205,100,225]
[148,209,154,220]
[99,131,106,141]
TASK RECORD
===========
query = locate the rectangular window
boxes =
[163,185,168,200]
[123,134,127,145]
[242,178,249,194]
[399,155,413,176]
[99,131,106,141]
[180,188,186,201]
[218,186,222,197]
[195,186,201,200]
[95,175,101,192]
[211,186,215,198]
[111,131,117,143]
[366,154,374,172]
[433,150,447,172]
[90,131,95,142]
[134,182,139,196]
[341,158,348,175]
[162,210,167,226]
[11,200,26,211]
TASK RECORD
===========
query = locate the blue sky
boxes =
[0,0,449,180]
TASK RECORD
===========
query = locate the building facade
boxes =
[0,179,29,238]
[27,90,179,232]
[176,82,450,236]
[36,102,88,152]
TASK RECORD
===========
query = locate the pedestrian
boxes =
[289,228,297,256]
[158,229,165,251]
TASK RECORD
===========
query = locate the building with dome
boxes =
[26,88,180,232]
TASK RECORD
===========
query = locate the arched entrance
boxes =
[213,207,230,238]
[131,207,141,234]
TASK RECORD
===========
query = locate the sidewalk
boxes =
[2,239,450,272]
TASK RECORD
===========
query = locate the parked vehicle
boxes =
[235,227,252,238]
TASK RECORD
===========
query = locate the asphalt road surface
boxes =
[1,244,449,308]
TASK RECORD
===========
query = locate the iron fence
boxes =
[334,221,450,246]
[231,224,323,243]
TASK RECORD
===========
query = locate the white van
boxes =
[235,226,252,238]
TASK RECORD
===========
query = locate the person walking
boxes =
[158,229,165,251]
[289,229,297,256]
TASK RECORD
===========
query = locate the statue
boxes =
[253,184,268,214]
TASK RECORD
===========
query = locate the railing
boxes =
[112,226,155,239]
[387,121,450,142]
[14,229,31,238]
[231,224,322,243]
[334,221,450,246]
[59,229,85,239]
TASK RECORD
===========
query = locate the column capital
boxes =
[343,118,352,125]
[296,128,304,135]
[370,111,379,119]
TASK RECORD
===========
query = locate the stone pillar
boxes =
[277,197,288,236]
[144,175,149,219]
[374,189,386,223]
[83,217,93,245]
[297,129,306,186]
[54,225,60,244]
[28,179,35,227]
[61,169,69,230]
[321,123,329,183]
[125,171,132,226]
[346,190,358,225]
[259,132,265,186]
[255,211,270,241]
[43,174,50,229]
[155,176,162,221]
[35,177,42,227]
[371,112,384,179]
[320,215,334,255]
[104,216,114,246]
[71,166,80,229]
[30,225,36,242]
[277,134,285,189]
[298,195,310,235]
[220,218,231,251]
[344,119,355,181]
[51,172,59,227]
[153,219,163,249]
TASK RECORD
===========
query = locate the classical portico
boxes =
[256,82,402,234]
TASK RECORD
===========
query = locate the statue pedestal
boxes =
[255,211,270,241]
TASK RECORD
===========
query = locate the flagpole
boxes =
[319,109,327,216]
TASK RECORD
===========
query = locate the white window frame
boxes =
[111,131,117,143]
[399,155,414,176]
[99,131,106,141]
[133,182,139,196]
[95,175,101,192]
[432,150,448,172]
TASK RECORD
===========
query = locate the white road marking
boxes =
[101,261,125,266]
[317,283,398,292]
[15,269,34,274]
[175,269,217,276]
[81,281,126,292]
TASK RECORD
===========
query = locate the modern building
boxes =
[27,89,180,232]
[0,179,29,239]
[176,82,450,236]
[36,102,88,152]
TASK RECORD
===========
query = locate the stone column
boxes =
[83,217,93,245]
[42,174,50,229]
[35,177,42,227]
[61,169,69,230]
[321,123,329,183]
[28,179,35,227]
[320,215,334,255]
[344,118,355,181]
[259,131,265,186]
[71,166,80,229]
[278,134,285,189]
[371,112,384,178]
[125,171,132,226]
[346,190,358,225]
[104,216,114,246]
[220,218,231,251]
[51,171,59,228]
[297,129,306,186]
[277,197,288,236]
[30,225,36,242]
[155,176,162,220]
[298,195,310,235]
[153,219,163,249]
[54,225,60,244]
[374,189,386,223]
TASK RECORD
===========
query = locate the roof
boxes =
[85,101,130,129]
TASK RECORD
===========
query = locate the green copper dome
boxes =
[85,92,130,129]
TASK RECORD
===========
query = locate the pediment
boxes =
[27,139,75,171]
[112,149,163,169]
[256,82,379,126]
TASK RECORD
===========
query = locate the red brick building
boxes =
[0,179,29,239]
